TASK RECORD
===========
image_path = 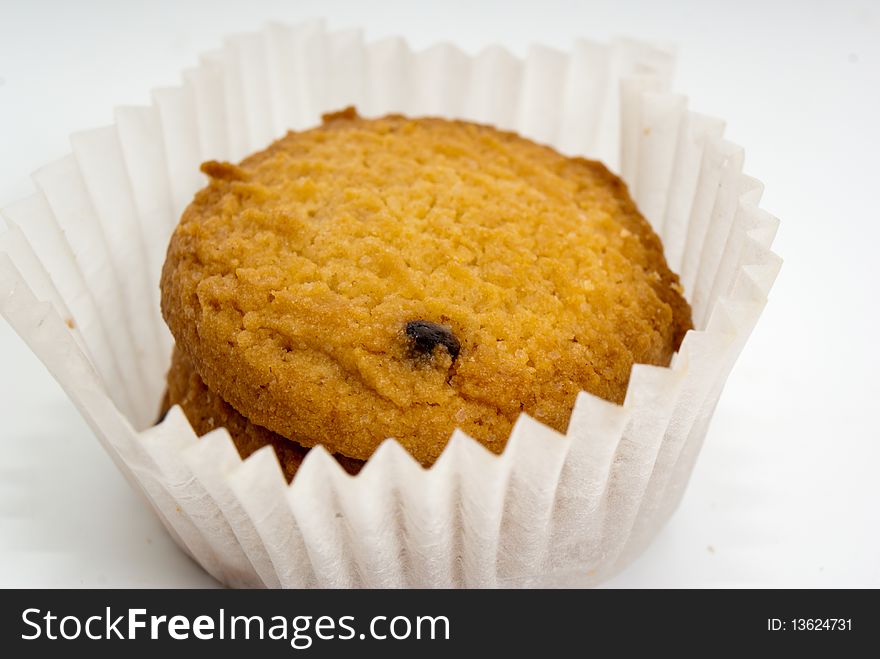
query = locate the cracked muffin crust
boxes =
[161,108,692,465]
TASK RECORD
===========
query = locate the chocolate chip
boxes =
[405,320,460,361]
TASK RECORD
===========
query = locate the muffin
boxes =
[2,25,780,589]
[161,107,692,467]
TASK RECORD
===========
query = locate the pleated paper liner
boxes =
[0,20,780,587]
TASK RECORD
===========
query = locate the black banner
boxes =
[0,589,873,655]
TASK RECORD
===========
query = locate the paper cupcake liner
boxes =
[0,20,780,588]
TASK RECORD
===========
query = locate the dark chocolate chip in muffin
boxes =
[405,320,461,362]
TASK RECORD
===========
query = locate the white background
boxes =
[1,0,878,587]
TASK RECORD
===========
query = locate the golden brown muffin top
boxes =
[161,108,691,465]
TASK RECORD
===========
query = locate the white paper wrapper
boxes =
[0,21,780,588]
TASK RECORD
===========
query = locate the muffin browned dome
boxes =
[161,107,692,466]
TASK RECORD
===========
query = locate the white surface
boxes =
[0,0,877,588]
